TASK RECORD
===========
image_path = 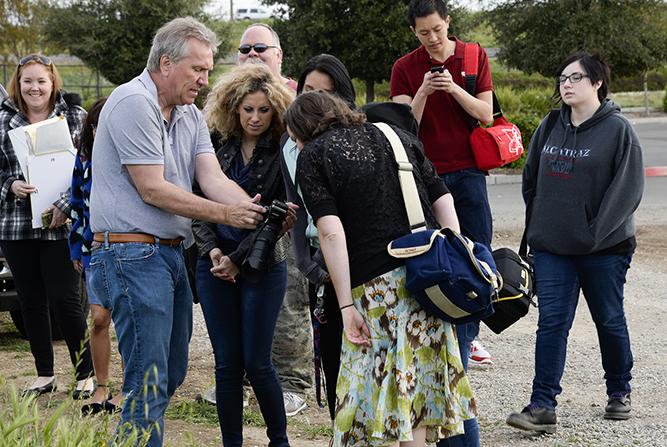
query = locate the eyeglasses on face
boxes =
[556,72,588,84]
[238,43,278,54]
[19,54,52,66]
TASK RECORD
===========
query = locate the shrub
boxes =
[0,376,148,447]
[664,84,667,113]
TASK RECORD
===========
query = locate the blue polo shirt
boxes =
[90,69,214,246]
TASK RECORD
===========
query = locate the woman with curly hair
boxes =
[193,63,295,447]
[287,91,476,447]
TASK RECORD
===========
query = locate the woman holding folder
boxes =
[0,54,93,398]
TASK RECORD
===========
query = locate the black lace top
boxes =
[296,122,448,287]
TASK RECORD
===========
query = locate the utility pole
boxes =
[230,0,234,20]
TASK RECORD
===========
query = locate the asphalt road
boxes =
[489,117,667,231]
[628,120,667,168]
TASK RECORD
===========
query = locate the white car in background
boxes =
[235,7,271,20]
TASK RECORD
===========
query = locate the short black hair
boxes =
[554,51,610,102]
[408,0,448,28]
[296,54,356,109]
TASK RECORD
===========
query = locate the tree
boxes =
[265,0,474,103]
[44,0,230,86]
[0,0,52,63]
[487,0,667,79]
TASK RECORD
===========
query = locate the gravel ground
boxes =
[182,218,667,446]
[4,196,660,447]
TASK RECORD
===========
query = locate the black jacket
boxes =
[192,133,288,268]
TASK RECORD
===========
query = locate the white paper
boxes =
[24,116,75,155]
[7,127,30,181]
[28,151,75,228]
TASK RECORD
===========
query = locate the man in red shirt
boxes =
[391,1,495,446]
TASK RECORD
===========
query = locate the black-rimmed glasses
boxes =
[19,54,52,66]
[238,43,278,54]
[556,72,588,84]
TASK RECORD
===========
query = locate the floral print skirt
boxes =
[333,266,476,446]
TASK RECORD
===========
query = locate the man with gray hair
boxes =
[88,17,265,446]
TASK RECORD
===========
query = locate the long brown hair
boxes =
[285,91,366,145]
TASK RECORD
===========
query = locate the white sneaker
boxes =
[283,391,307,417]
[201,385,249,408]
[469,339,493,367]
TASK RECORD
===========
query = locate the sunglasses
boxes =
[238,43,278,54]
[19,54,52,66]
[556,72,588,84]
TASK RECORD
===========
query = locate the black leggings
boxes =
[0,239,92,379]
[308,281,343,421]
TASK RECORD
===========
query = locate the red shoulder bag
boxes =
[462,43,524,171]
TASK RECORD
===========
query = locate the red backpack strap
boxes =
[462,43,479,96]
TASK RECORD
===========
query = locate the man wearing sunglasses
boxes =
[238,23,298,91]
[236,23,313,418]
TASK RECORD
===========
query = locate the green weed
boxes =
[164,399,218,426]
[0,378,146,447]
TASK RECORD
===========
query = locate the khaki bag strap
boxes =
[372,122,426,233]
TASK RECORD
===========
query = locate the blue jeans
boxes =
[530,250,633,410]
[437,169,490,447]
[196,259,289,447]
[88,239,192,447]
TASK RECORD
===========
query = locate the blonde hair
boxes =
[204,63,293,142]
[7,58,63,115]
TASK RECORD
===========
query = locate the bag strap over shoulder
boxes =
[462,42,503,122]
[372,122,426,233]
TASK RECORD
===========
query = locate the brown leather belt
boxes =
[93,232,183,247]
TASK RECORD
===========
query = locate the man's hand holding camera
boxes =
[226,194,267,229]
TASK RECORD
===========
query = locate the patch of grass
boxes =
[0,377,147,446]
[242,408,265,427]
[610,90,665,109]
[301,423,333,440]
[0,333,30,353]
[164,399,219,426]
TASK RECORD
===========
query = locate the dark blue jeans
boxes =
[196,259,289,447]
[530,251,633,410]
[437,169,490,447]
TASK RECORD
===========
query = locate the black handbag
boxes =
[482,248,536,334]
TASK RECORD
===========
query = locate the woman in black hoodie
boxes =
[507,52,644,433]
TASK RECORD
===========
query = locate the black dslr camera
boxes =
[243,199,289,276]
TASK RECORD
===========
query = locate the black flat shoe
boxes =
[81,402,105,416]
[22,378,57,398]
[103,398,121,414]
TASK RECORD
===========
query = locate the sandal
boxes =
[80,383,111,415]
[103,398,122,414]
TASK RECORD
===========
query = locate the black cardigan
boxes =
[192,132,287,267]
